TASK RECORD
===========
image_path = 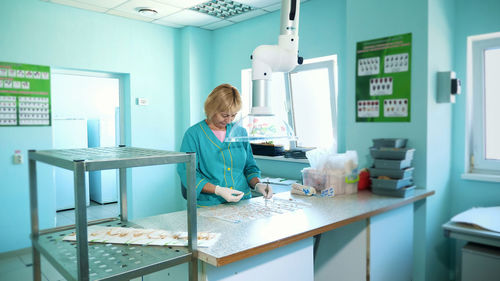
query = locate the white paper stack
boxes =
[451,206,500,233]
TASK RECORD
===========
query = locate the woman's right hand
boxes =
[215,186,244,202]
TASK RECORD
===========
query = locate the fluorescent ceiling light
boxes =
[191,0,254,20]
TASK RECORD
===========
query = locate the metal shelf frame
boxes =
[28,146,198,281]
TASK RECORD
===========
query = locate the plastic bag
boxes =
[306,148,358,174]
[306,147,331,170]
[304,148,359,195]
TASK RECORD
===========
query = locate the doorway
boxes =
[50,69,122,215]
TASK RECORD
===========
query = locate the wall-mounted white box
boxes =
[437,71,461,103]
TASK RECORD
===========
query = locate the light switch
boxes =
[136,97,149,106]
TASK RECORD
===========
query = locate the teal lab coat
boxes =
[177,120,261,206]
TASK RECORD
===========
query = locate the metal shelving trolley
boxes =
[28,146,198,281]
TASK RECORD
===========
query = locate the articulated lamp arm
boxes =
[226,0,302,142]
[250,0,303,115]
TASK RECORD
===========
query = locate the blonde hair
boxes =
[204,84,242,119]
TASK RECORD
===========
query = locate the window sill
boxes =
[254,155,310,164]
[461,173,500,183]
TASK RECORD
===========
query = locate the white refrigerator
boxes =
[87,117,118,204]
[52,118,90,211]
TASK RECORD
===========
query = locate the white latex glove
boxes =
[215,186,244,203]
[255,183,273,199]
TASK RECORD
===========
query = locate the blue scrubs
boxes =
[177,120,261,206]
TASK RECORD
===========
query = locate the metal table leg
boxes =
[119,167,127,222]
[187,152,198,281]
[73,160,89,281]
[29,151,42,281]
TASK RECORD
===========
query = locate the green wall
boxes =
[451,0,500,215]
[1,1,499,280]
[344,0,442,279]
[176,27,214,137]
[0,0,187,252]
[211,0,469,280]
[449,0,500,277]
[425,0,456,279]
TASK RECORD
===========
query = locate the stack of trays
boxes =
[369,138,416,198]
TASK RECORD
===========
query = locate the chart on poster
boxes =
[0,62,51,126]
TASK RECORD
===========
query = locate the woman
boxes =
[177,83,272,206]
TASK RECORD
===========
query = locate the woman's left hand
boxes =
[255,183,273,199]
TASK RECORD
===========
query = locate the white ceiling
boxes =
[41,0,309,30]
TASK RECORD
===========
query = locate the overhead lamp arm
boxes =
[250,0,302,115]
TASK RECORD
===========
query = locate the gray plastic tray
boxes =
[373,158,412,169]
[368,167,414,179]
[372,185,416,198]
[370,147,415,160]
[371,177,412,189]
[372,138,407,148]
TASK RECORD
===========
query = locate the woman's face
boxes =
[210,112,237,130]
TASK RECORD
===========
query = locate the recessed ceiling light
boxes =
[137,8,158,17]
[191,0,254,20]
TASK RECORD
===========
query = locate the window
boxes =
[240,55,337,150]
[468,32,500,173]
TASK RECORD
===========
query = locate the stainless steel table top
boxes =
[135,189,434,266]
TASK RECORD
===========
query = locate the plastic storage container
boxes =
[302,168,357,195]
[371,177,413,189]
[373,158,412,170]
[372,138,407,148]
[372,185,416,198]
[368,167,414,179]
[370,147,415,160]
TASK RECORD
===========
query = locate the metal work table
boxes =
[28,147,198,281]
[134,188,434,267]
[443,219,500,280]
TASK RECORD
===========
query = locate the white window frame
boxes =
[464,32,500,181]
[285,57,338,149]
[240,55,338,150]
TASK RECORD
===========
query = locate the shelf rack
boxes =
[28,146,197,281]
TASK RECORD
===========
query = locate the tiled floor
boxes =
[0,201,135,281]
[0,253,143,281]
[55,201,119,227]
[0,251,69,281]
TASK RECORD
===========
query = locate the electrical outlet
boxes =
[13,150,23,164]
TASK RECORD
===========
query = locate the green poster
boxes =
[0,62,51,126]
[355,33,412,122]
